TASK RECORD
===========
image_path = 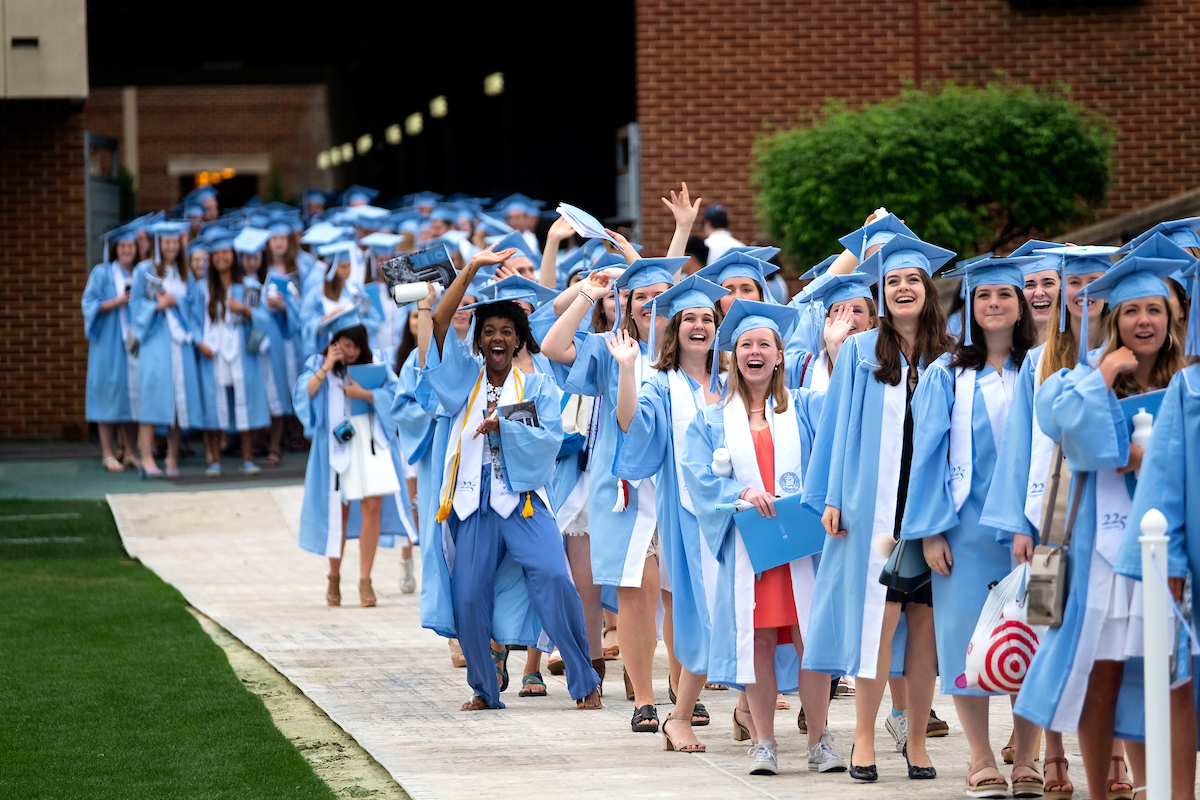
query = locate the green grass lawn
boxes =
[0,499,335,800]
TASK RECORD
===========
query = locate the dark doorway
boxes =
[178,174,259,211]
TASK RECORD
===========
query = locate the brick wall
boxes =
[84,84,331,211]
[0,100,89,438]
[635,0,1200,260]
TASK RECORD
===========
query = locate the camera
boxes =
[333,420,355,443]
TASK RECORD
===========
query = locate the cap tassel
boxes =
[708,328,721,394]
[648,296,659,357]
[154,234,160,265]
[611,289,621,333]
[1058,258,1069,333]
[522,492,535,518]
[104,240,110,264]
[962,277,973,347]
[1078,288,1092,366]
[878,278,886,319]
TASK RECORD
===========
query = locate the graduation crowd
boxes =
[83,180,1200,797]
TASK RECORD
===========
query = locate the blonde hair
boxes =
[1099,298,1187,398]
[722,329,789,414]
[1039,298,1109,382]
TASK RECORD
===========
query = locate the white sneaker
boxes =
[748,737,778,775]
[885,712,908,753]
[808,739,847,772]
[820,724,834,748]
[399,557,416,594]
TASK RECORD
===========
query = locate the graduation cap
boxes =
[490,231,539,263]
[938,255,1040,345]
[403,191,444,209]
[1032,244,1119,333]
[359,232,403,256]
[652,274,729,319]
[838,213,919,262]
[267,220,294,238]
[1180,259,1200,356]
[1083,234,1198,362]
[317,240,357,278]
[100,222,140,262]
[857,234,956,318]
[184,185,218,205]
[303,188,329,207]
[318,306,363,339]
[233,227,271,255]
[496,192,545,213]
[184,204,205,219]
[799,255,839,282]
[429,204,458,223]
[1117,216,1200,254]
[714,297,800,393]
[463,275,558,311]
[695,251,780,305]
[729,245,782,262]
[346,205,391,228]
[301,222,350,246]
[612,257,685,345]
[806,271,876,311]
[476,213,514,237]
[341,185,379,206]
[1007,239,1061,276]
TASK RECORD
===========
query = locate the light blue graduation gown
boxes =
[1012,359,1144,737]
[129,262,204,430]
[564,333,659,587]
[614,370,714,676]
[82,262,137,422]
[299,285,385,361]
[292,353,405,556]
[412,335,558,647]
[786,272,834,359]
[681,389,823,690]
[899,354,1019,695]
[259,270,303,417]
[801,328,919,679]
[980,346,1047,548]
[1115,364,1200,744]
[193,282,271,433]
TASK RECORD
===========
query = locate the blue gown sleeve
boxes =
[425,331,483,415]
[793,387,825,443]
[291,354,327,439]
[681,407,745,562]
[980,356,1039,544]
[1040,364,1128,472]
[1118,374,1190,579]
[128,265,157,342]
[563,332,612,398]
[614,373,671,480]
[802,332,858,515]
[388,351,435,463]
[370,361,400,417]
[899,361,957,540]
[299,290,325,359]
[82,265,113,341]
[496,374,563,492]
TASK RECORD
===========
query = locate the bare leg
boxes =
[329,503,349,577]
[239,430,254,464]
[358,496,381,580]
[663,590,682,695]
[165,425,181,472]
[664,667,707,748]
[615,556,660,708]
[956,694,1004,786]
[99,423,118,461]
[902,603,937,769]
[566,534,604,659]
[795,625,833,749]
[1124,681,1197,800]
[267,416,284,461]
[1078,660,1123,800]
[851,601,902,767]
[1011,709,1043,785]
[736,691,758,743]
[137,423,160,472]
[745,626,780,741]
[889,675,908,713]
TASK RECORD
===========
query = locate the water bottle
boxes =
[711,448,732,478]
[1130,407,1153,480]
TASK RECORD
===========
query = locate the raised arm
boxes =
[661,182,701,259]
[543,270,613,365]
[540,216,576,289]
[604,228,640,266]
[416,282,435,368]
[605,328,641,432]
[430,245,514,355]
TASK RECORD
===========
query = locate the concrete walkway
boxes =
[108,487,1082,800]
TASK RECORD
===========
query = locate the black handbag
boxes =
[879,536,932,593]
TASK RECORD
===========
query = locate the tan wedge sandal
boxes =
[326,574,340,606]
[359,578,376,607]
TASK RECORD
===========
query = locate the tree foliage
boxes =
[753,83,1113,268]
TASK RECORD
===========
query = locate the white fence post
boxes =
[1140,508,1172,800]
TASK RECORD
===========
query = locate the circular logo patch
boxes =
[779,471,801,494]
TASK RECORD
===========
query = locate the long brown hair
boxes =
[153,236,187,280]
[207,248,245,322]
[873,271,953,385]
[651,311,727,374]
[323,324,373,376]
[262,235,299,280]
[949,288,1038,372]
[722,330,789,414]
[1039,296,1109,383]
[1100,299,1188,398]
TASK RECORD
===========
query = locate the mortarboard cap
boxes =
[939,255,1039,345]
[1117,217,1200,254]
[652,275,729,319]
[716,299,799,351]
[233,227,271,255]
[838,213,919,262]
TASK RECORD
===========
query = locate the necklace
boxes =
[486,382,502,404]
[749,407,765,413]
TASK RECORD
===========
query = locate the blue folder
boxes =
[734,493,826,574]
[1119,389,1166,436]
[347,364,387,416]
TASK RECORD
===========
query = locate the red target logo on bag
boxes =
[969,619,1040,694]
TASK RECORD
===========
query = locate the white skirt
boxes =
[339,414,400,502]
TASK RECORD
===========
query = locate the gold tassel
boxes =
[522,492,534,518]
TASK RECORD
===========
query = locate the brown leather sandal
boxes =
[326,574,340,606]
[358,578,376,607]
[1043,756,1073,800]
[1108,756,1134,800]
[1012,759,1044,798]
[662,714,706,752]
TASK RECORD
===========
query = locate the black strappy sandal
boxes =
[491,646,510,693]
[631,704,659,733]
[691,702,710,727]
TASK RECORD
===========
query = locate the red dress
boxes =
[749,426,798,643]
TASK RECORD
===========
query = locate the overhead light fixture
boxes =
[484,72,504,96]
[340,142,354,162]
[221,167,236,179]
[329,147,342,167]
[317,151,331,169]
[430,96,448,118]
[356,134,373,155]
[405,113,423,136]
[385,124,402,145]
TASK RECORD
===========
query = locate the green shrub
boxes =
[753,83,1112,268]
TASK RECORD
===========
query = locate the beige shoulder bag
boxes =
[1026,443,1085,627]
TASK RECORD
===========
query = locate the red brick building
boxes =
[634,0,1200,253]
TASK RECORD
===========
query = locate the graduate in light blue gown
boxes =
[254,222,305,456]
[682,299,846,775]
[300,241,383,360]
[193,233,270,475]
[129,221,205,478]
[423,245,600,712]
[784,272,879,391]
[898,255,1044,795]
[83,223,141,471]
[801,233,956,779]
[1116,268,1200,794]
[293,311,409,609]
[694,250,778,314]
[542,256,688,725]
[611,275,729,752]
[1011,239,1062,343]
[1014,236,1196,800]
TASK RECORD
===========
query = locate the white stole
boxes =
[325,375,350,557]
[1025,347,1056,528]
[810,351,831,391]
[949,366,1016,511]
[444,367,525,521]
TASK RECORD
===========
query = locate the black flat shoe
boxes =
[904,743,937,780]
[631,704,659,733]
[849,744,878,782]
